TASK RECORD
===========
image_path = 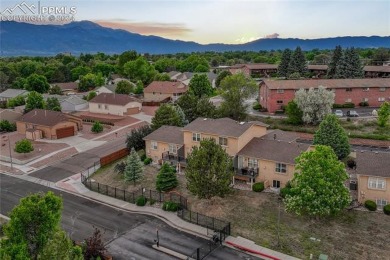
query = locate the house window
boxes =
[105,105,109,110]
[368,177,386,190]
[376,199,388,209]
[378,97,385,102]
[248,158,258,169]
[362,87,369,92]
[345,98,352,103]
[379,87,386,92]
[277,89,284,94]
[276,100,283,104]
[192,133,201,142]
[345,88,352,92]
[275,163,287,173]
[362,98,368,102]
[272,180,281,188]
[219,137,228,146]
[151,141,158,150]
[169,144,177,154]
[98,104,102,109]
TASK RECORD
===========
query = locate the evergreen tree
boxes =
[313,114,350,159]
[278,48,292,77]
[285,100,303,125]
[335,48,364,79]
[185,139,233,199]
[174,105,188,125]
[156,163,178,192]
[126,125,153,151]
[195,96,217,119]
[151,104,182,130]
[288,46,307,76]
[285,145,351,218]
[327,45,343,78]
[124,148,144,185]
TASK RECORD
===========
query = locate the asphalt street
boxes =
[0,175,259,260]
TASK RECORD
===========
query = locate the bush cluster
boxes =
[143,157,152,165]
[91,121,103,133]
[252,102,262,111]
[384,204,390,215]
[0,120,16,132]
[252,182,265,192]
[364,200,377,211]
[333,103,355,109]
[359,101,369,107]
[136,196,147,206]
[162,201,179,212]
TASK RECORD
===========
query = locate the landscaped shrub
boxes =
[0,120,16,132]
[280,181,292,198]
[162,201,179,212]
[275,110,285,114]
[383,204,390,215]
[359,101,369,107]
[91,121,103,133]
[136,196,147,206]
[143,157,152,165]
[149,198,156,206]
[346,158,356,169]
[252,102,261,110]
[343,102,355,108]
[252,182,265,192]
[364,200,377,211]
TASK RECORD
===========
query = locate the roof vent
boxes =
[361,150,364,153]
[203,118,207,121]
[375,151,379,154]
[239,122,245,125]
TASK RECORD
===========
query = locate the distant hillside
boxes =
[1,21,389,56]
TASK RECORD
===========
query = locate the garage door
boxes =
[56,126,74,139]
[126,107,140,115]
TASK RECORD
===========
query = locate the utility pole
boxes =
[277,197,281,248]
[8,137,13,170]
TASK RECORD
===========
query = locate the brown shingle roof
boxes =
[363,66,390,73]
[355,151,390,178]
[245,64,278,70]
[262,78,390,90]
[144,81,188,94]
[52,82,78,90]
[308,65,328,70]
[89,93,140,106]
[143,126,183,145]
[17,109,71,127]
[237,137,310,164]
[183,117,268,138]
[263,129,300,142]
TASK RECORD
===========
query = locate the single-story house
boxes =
[144,81,188,102]
[51,82,78,93]
[0,109,22,123]
[95,85,117,94]
[0,89,29,101]
[89,93,142,116]
[16,109,83,140]
[61,96,89,112]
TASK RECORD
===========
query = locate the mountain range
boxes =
[1,21,389,56]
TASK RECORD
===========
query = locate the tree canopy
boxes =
[377,101,390,127]
[327,45,342,78]
[115,80,134,95]
[25,91,46,112]
[151,104,183,130]
[215,70,232,88]
[124,148,144,185]
[335,47,364,79]
[185,139,233,199]
[156,163,178,192]
[295,86,335,125]
[24,73,50,93]
[14,138,34,154]
[278,48,292,77]
[313,114,350,159]
[285,145,351,218]
[126,125,153,151]
[288,46,307,77]
[285,100,303,125]
[46,97,61,111]
[123,56,157,85]
[188,74,213,98]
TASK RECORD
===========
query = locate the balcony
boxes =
[234,167,258,182]
[162,151,187,166]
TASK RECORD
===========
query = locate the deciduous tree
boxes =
[115,80,134,95]
[124,148,144,185]
[48,85,63,95]
[285,145,351,218]
[215,70,232,88]
[123,57,157,85]
[219,73,257,121]
[295,86,335,125]
[185,139,233,199]
[78,73,104,91]
[25,91,46,112]
[176,92,198,122]
[24,73,50,93]
[126,125,153,151]
[285,100,303,125]
[83,227,107,260]
[46,97,61,111]
[377,101,390,127]
[156,163,178,192]
[313,114,350,159]
[189,74,213,98]
[14,138,34,154]
[0,192,62,259]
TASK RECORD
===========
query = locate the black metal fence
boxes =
[81,172,187,209]
[177,209,231,240]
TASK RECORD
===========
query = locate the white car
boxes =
[334,110,343,117]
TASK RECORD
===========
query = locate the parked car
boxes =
[346,110,359,117]
[334,110,344,117]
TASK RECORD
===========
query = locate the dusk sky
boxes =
[2,0,390,44]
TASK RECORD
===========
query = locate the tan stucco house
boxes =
[89,93,142,116]
[353,152,390,209]
[143,81,188,102]
[16,109,83,140]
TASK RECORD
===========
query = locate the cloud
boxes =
[264,33,279,39]
[235,36,261,44]
[94,19,191,37]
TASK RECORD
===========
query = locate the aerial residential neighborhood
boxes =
[0,1,389,260]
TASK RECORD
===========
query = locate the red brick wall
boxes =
[260,84,390,113]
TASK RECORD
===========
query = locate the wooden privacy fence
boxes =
[100,147,129,166]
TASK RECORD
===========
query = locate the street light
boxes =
[154,229,159,247]
[5,137,13,170]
